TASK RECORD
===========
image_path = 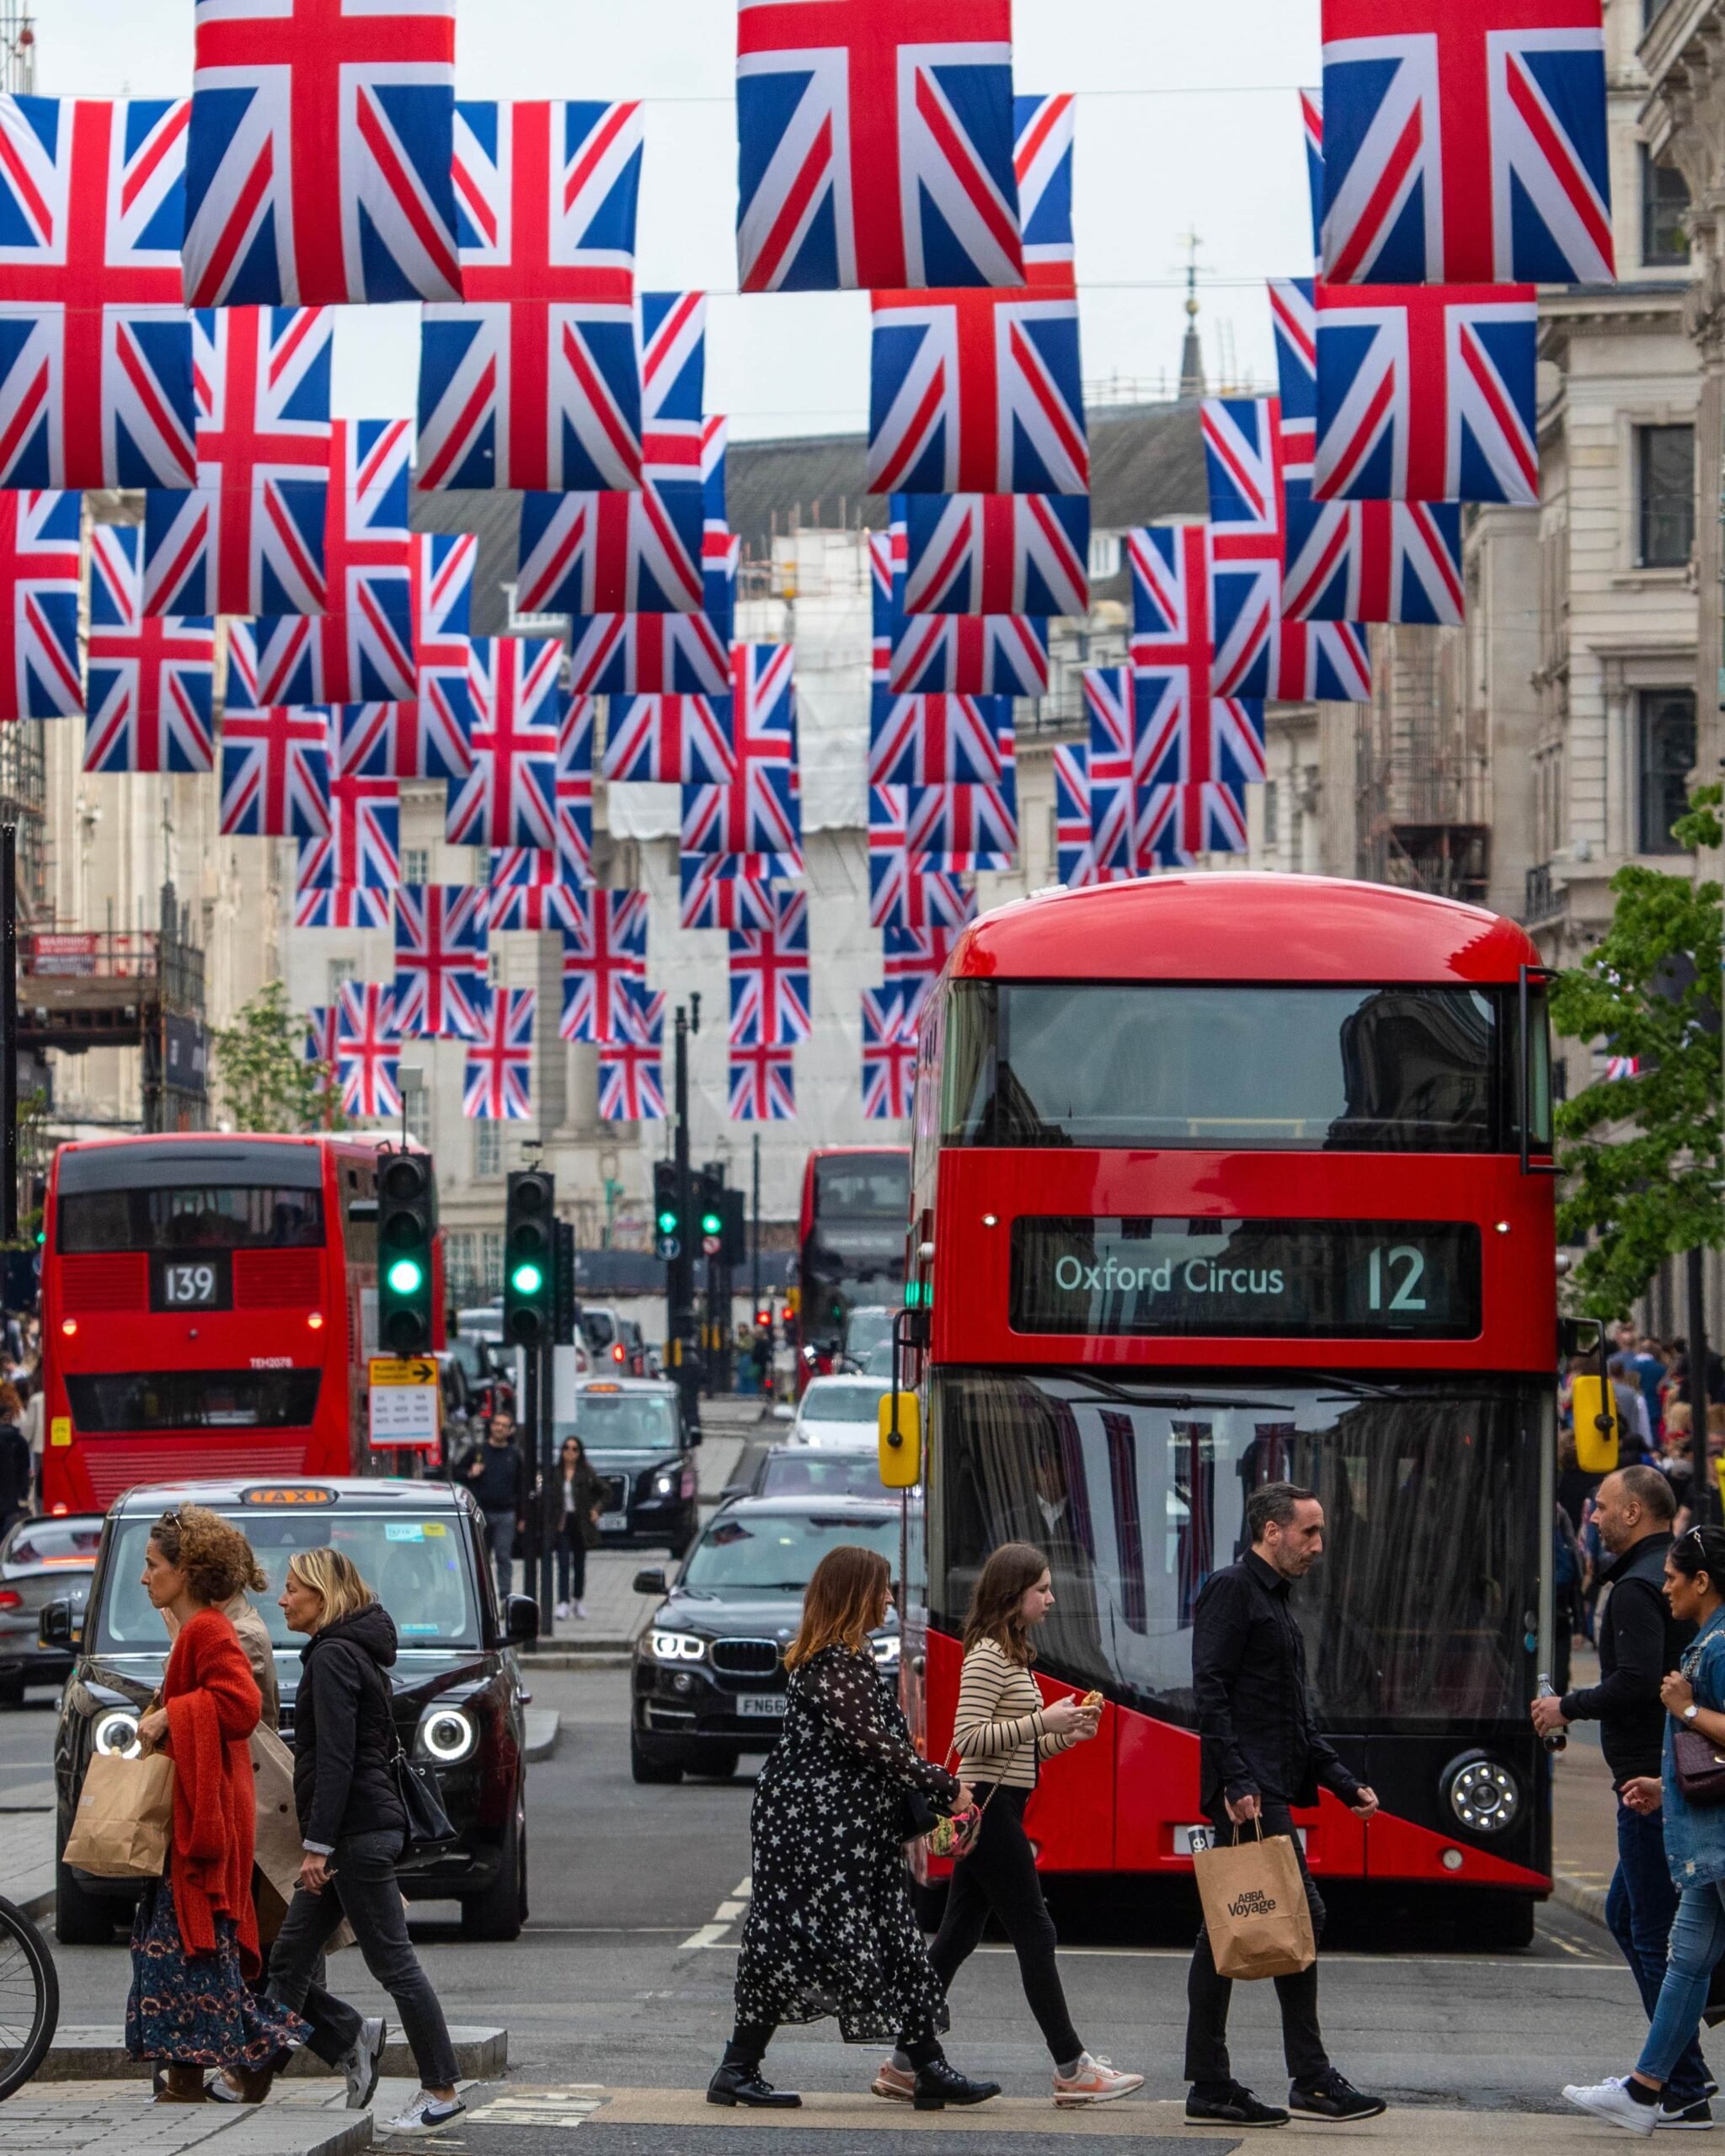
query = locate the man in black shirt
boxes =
[1184,1482,1386,2129]
[1532,1465,1706,2127]
[457,1411,526,1605]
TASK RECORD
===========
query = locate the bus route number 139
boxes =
[1365,1245,1426,1313]
[159,1261,222,1308]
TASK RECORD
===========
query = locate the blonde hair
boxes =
[286,1546,376,1630]
[783,1545,890,1670]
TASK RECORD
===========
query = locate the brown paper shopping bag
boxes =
[1194,1822,1316,1981]
[62,1750,176,1879]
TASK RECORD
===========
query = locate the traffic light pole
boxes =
[537,1338,554,1631]
[670,1004,699,1435]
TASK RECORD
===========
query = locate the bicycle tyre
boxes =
[0,1892,59,2100]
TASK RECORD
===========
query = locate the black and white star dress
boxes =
[733,1643,961,2044]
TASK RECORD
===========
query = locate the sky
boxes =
[40,0,1324,436]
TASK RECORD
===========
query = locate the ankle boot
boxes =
[913,2057,1002,2111]
[158,2064,209,2104]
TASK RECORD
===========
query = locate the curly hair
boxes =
[149,1505,265,1607]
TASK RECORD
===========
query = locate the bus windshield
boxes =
[942,982,1551,1153]
[60,1184,325,1251]
[929,1370,1546,1732]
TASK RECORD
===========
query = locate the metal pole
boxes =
[671,1006,699,1434]
[2,823,16,1241]
[537,1339,554,1634]
[751,1132,761,1314]
[1690,1246,1714,1525]
[519,1346,537,1618]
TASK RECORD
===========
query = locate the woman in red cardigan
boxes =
[126,1506,307,2103]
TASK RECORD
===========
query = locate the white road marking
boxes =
[713,1899,745,1920]
[681,1872,755,1949]
[679,1921,735,1951]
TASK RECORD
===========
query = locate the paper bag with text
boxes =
[1194,1829,1316,1981]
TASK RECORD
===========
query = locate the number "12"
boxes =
[1367,1246,1426,1312]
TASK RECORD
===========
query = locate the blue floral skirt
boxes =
[126,1869,308,2069]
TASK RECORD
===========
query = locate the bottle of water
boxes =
[1536,1673,1567,1753]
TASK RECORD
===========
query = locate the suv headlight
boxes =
[417,1706,478,1764]
[93,1708,141,1758]
[1443,1752,1520,1835]
[649,1630,707,1663]
[870,1633,901,1670]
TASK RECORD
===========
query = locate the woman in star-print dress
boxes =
[708,1545,1003,2112]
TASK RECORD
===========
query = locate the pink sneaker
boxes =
[871,2061,916,2103]
[1054,2054,1146,2106]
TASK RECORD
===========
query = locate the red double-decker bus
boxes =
[41,1133,444,1513]
[901,875,1557,1946]
[796,1147,910,1390]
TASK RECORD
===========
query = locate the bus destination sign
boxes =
[1011,1218,1482,1341]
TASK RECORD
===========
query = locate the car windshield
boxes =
[3,1520,103,1567]
[800,1382,887,1425]
[94,1510,483,1653]
[567,1391,677,1450]
[844,1309,895,1358]
[758,1451,885,1502]
[681,1511,900,1594]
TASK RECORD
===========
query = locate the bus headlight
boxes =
[93,1709,141,1758]
[418,1707,477,1764]
[1442,1752,1519,1835]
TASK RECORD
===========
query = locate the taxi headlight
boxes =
[870,1633,901,1670]
[93,1709,142,1758]
[649,1630,707,1663]
[418,1707,478,1764]
[653,1471,676,1497]
[1443,1752,1519,1835]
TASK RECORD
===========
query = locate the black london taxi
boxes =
[43,1476,537,1945]
[563,1378,700,1556]
[630,1494,902,1784]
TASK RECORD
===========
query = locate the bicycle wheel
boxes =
[0,1893,58,2100]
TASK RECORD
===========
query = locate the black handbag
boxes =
[1674,1726,1725,1808]
[390,1736,458,1858]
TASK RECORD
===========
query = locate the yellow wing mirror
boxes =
[879,1391,921,1489]
[1571,1373,1620,1475]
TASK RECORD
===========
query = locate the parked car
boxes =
[581,1305,647,1376]
[562,1380,700,1555]
[43,1476,537,1945]
[629,1496,902,1784]
[724,1444,885,1506]
[0,1513,103,1704]
[790,1374,894,1449]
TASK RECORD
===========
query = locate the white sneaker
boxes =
[1053,2054,1146,2106]
[1563,2078,1660,2137]
[554,1602,570,1620]
[339,2015,387,2110]
[574,1602,588,1620]
[385,2089,466,2133]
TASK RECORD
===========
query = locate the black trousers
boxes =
[1184,1801,1329,2088]
[917,1783,1082,2066]
[725,2020,941,2072]
[555,1525,587,1603]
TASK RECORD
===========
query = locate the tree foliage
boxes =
[212,978,339,1135]
[1549,807,1722,1317]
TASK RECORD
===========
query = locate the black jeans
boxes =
[555,1525,587,1604]
[267,1829,461,2092]
[1185,1801,1328,2089]
[918,1783,1082,2066]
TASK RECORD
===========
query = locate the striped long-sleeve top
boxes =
[951,1637,1077,1790]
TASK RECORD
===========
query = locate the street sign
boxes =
[367,1356,441,1453]
[702,1233,721,1257]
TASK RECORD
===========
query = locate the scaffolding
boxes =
[0,9,35,94]
[1354,627,1491,905]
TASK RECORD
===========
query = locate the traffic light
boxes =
[653,1161,681,1261]
[720,1187,747,1269]
[377,1149,435,1357]
[695,1166,724,1246]
[503,1169,555,1348]
[553,1218,577,1347]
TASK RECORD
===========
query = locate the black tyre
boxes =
[459,1800,525,1943]
[1466,1893,1536,1952]
[0,1676,24,1710]
[53,1849,115,1947]
[0,1893,58,2100]
[629,1725,682,1785]
[687,1749,740,1781]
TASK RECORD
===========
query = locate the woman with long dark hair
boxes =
[548,1434,602,1621]
[874,1541,1143,2109]
[711,1545,999,2112]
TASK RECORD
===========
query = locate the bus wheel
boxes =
[460,1803,525,1943]
[1466,1892,1535,1952]
[54,1859,115,1946]
[911,1879,948,1932]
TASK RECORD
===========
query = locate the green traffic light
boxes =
[657,1209,678,1235]
[511,1262,544,1296]
[701,1212,723,1235]
[386,1257,425,1296]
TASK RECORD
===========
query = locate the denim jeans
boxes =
[1185,1801,1329,2087]
[1610,1801,1710,2105]
[1638,1879,1725,2089]
[483,1510,515,1605]
[267,1829,460,2092]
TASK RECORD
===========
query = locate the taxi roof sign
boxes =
[239,1486,339,1507]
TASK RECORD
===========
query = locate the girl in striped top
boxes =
[873,1544,1145,2111]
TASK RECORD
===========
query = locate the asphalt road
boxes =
[0,1662,1653,2121]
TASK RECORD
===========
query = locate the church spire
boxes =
[1178,229,1205,400]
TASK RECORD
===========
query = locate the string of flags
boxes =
[0,2,1612,1125]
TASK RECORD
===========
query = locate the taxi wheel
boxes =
[0,1676,23,1709]
[54,1858,115,1945]
[459,1801,524,1942]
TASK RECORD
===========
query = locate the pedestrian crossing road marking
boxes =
[473,2089,607,2129]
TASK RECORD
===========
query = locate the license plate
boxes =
[598,1510,628,1532]
[736,1694,786,1718]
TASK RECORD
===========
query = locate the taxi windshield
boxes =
[567,1392,678,1451]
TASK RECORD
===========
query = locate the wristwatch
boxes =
[1684,1704,1701,1723]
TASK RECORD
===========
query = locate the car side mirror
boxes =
[633,1566,668,1596]
[719,1483,748,1502]
[505,1594,539,1646]
[38,1599,72,1649]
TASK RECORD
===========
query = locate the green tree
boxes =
[1548,789,1722,1317]
[212,979,340,1134]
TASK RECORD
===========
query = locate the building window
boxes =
[1088,531,1121,581]
[479,1230,503,1294]
[403,846,430,886]
[1638,689,1696,854]
[474,1120,503,1177]
[1637,425,1695,568]
[328,957,357,1003]
[1645,0,1674,26]
[1263,780,1279,848]
[1642,145,1690,266]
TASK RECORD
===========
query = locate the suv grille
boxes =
[600,1475,628,1512]
[711,1638,780,1678]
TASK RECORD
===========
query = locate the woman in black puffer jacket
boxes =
[244,1548,464,2133]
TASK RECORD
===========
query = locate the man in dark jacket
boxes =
[1184,1483,1385,2130]
[1533,1465,1707,2126]
[458,1412,526,1604]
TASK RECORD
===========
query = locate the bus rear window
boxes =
[942,982,1544,1154]
[60,1185,325,1252]
[65,1369,322,1432]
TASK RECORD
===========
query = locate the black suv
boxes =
[630,1495,902,1783]
[563,1379,700,1556]
[45,1476,537,1945]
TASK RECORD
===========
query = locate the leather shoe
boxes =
[707,2063,801,2109]
[913,2057,1001,2111]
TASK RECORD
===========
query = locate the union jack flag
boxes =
[409,531,476,778]
[554,693,595,894]
[1314,283,1538,505]
[565,604,730,697]
[729,889,812,1049]
[679,854,786,933]
[1015,93,1076,287]
[142,306,332,618]
[463,986,536,1122]
[218,702,330,837]
[335,982,400,1119]
[1054,740,1094,886]
[1137,781,1251,869]
[904,771,1018,862]
[900,491,1089,617]
[1320,0,1613,287]
[735,0,1023,295]
[223,616,261,712]
[868,690,1010,787]
[602,695,734,785]
[253,419,415,703]
[728,1041,796,1122]
[295,884,390,930]
[0,97,196,490]
[184,0,462,307]
[868,288,1087,496]
[560,889,648,1044]
[642,291,707,431]
[874,526,1048,694]
[1604,1054,1641,1083]
[862,986,916,1120]
[868,786,976,929]
[681,644,802,861]
[884,923,961,985]
[446,638,562,850]
[296,724,399,889]
[515,461,705,617]
[418,100,643,494]
[599,987,666,1121]
[0,491,83,723]
[393,883,488,1040]
[1085,668,1136,875]
[1301,89,1325,270]
[1130,525,1267,819]
[304,1002,338,1085]
[484,850,579,934]
[83,527,216,775]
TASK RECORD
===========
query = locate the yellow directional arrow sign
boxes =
[369,1357,438,1387]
